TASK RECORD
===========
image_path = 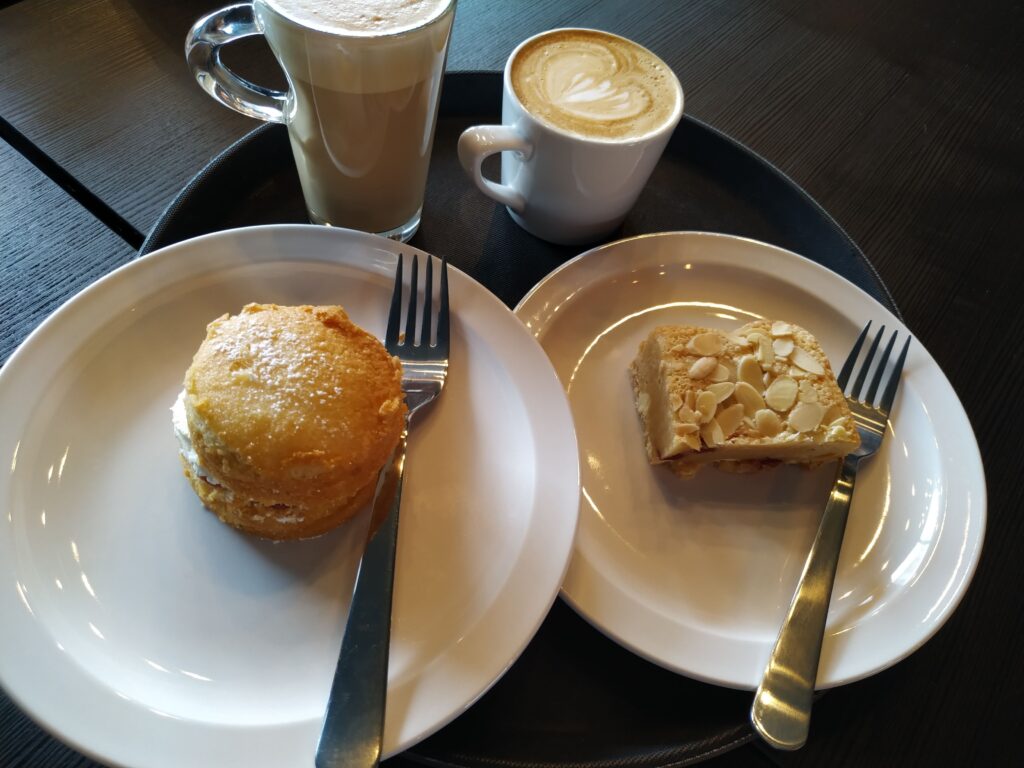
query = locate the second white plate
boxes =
[515,231,985,690]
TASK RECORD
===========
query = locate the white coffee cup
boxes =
[458,28,683,246]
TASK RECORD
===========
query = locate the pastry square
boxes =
[629,320,860,476]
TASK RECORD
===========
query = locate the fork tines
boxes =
[386,253,449,355]
[837,321,912,413]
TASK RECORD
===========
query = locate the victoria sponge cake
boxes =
[630,319,859,476]
[172,303,406,539]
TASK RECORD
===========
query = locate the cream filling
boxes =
[171,391,309,524]
[172,390,213,483]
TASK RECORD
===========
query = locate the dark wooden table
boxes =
[1,0,1021,766]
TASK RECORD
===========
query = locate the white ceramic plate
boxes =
[0,225,579,768]
[515,231,985,690]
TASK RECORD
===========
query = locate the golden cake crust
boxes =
[180,303,405,538]
[629,319,859,476]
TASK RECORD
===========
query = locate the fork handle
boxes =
[316,429,407,768]
[751,453,859,750]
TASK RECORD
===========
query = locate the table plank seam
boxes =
[0,115,143,249]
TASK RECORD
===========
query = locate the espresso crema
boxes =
[511,29,681,141]
[264,0,451,34]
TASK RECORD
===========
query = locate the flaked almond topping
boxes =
[689,356,718,380]
[738,355,763,389]
[707,381,735,403]
[691,332,724,356]
[734,381,766,414]
[763,371,773,387]
[798,380,818,403]
[717,403,745,437]
[773,338,794,357]
[789,402,825,432]
[755,408,783,436]
[726,332,752,348]
[685,389,696,411]
[696,390,717,423]
[709,364,731,383]
[765,376,798,411]
[748,332,775,367]
[674,422,699,434]
[665,433,696,456]
[669,344,687,355]
[701,418,725,447]
[669,392,683,411]
[788,366,806,379]
[771,321,794,337]
[677,405,698,424]
[637,392,650,413]
[821,403,843,424]
[681,432,702,451]
[791,346,825,375]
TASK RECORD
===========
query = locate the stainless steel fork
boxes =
[751,322,911,751]
[316,253,449,768]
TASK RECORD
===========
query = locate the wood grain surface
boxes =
[1,0,1022,766]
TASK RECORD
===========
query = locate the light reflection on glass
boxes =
[88,622,105,640]
[9,441,18,473]
[145,658,169,673]
[684,263,692,270]
[55,641,65,652]
[71,541,80,562]
[58,446,70,482]
[16,581,33,616]
[55,578,63,590]
[81,572,97,599]
[40,510,46,526]
[180,669,213,682]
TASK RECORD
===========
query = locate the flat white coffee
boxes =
[511,29,680,141]
[265,0,450,34]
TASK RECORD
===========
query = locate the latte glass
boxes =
[187,0,456,242]
[458,28,683,246]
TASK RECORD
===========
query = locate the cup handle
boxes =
[457,126,533,213]
[186,3,287,123]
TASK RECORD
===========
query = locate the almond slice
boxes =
[791,346,825,375]
[691,332,724,356]
[707,382,736,403]
[689,356,718,380]
[798,380,818,403]
[709,364,731,382]
[771,321,794,337]
[773,338,794,358]
[755,408,783,436]
[765,376,798,411]
[677,406,698,424]
[788,402,825,432]
[700,418,725,446]
[738,355,762,390]
[734,381,766,414]
[696,390,717,423]
[716,403,745,437]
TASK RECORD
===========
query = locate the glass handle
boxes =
[185,3,288,124]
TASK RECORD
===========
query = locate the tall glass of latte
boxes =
[187,0,456,242]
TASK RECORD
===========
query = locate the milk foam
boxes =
[512,30,680,140]
[264,0,451,35]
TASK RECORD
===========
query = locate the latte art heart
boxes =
[512,30,680,140]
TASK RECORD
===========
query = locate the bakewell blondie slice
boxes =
[629,320,860,476]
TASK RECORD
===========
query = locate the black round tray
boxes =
[140,71,898,768]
